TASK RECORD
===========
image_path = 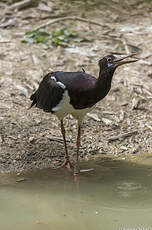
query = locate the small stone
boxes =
[120,146,128,151]
[35,119,41,125]
[29,137,35,143]
[102,118,113,126]
[16,172,21,176]
[38,2,52,12]
[131,98,139,110]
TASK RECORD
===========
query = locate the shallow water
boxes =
[0,157,152,230]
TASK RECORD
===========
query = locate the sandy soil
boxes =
[0,0,152,173]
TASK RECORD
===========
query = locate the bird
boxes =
[30,53,138,175]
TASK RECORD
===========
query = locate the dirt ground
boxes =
[0,0,152,173]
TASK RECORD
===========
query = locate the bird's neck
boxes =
[94,68,115,100]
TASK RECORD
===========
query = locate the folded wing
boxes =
[30,73,65,113]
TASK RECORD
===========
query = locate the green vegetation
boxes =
[22,28,91,47]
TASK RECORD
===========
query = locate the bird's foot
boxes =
[58,159,73,171]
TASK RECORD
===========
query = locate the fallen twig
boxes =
[0,0,36,18]
[0,40,11,43]
[119,110,125,122]
[138,60,152,66]
[8,0,35,11]
[122,38,130,54]
[108,131,137,141]
[132,83,152,96]
[47,135,72,143]
[120,35,130,54]
[87,113,101,122]
[34,16,106,30]
[102,111,116,115]
[145,124,152,131]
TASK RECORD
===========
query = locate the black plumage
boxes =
[30,73,65,113]
[30,54,138,175]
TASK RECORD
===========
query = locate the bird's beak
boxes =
[114,53,138,66]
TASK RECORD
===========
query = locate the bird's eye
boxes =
[107,57,113,62]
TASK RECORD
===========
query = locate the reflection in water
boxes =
[116,181,144,198]
[0,158,152,230]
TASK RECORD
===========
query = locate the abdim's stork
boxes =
[30,54,138,175]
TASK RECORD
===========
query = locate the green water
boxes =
[0,157,152,230]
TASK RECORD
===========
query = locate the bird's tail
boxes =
[28,93,37,109]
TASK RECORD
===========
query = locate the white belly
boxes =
[53,91,94,123]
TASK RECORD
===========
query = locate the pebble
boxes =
[120,146,128,151]
[102,118,113,126]
[29,137,35,143]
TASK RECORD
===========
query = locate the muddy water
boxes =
[0,157,152,230]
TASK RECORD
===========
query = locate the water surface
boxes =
[0,157,152,230]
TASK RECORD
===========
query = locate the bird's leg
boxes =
[74,123,94,177]
[74,124,81,175]
[59,120,73,170]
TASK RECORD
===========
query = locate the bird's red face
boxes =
[105,53,138,69]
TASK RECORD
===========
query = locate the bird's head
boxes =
[99,53,138,72]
